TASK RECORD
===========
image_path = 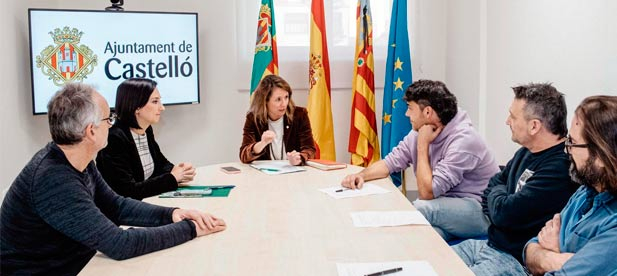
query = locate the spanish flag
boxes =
[250,0,278,97]
[307,0,336,161]
[348,0,380,167]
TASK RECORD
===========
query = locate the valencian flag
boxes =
[307,0,336,160]
[250,0,279,97]
[348,0,380,167]
[381,0,412,187]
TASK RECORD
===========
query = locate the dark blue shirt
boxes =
[483,142,577,263]
[1,143,196,275]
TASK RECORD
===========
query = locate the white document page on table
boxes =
[350,211,430,227]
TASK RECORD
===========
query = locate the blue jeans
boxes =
[413,197,489,241]
[452,239,528,276]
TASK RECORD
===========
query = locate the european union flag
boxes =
[381,0,412,187]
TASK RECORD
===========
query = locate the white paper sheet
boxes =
[350,211,430,227]
[336,261,437,276]
[319,184,390,199]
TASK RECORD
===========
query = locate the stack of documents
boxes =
[350,211,430,227]
[319,184,390,199]
[336,261,437,276]
[250,160,306,175]
[306,159,347,170]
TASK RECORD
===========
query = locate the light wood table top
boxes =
[80,162,473,275]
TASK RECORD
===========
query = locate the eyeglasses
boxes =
[565,135,588,154]
[101,113,117,126]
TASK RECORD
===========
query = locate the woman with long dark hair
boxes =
[97,78,195,200]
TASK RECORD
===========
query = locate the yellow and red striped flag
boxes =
[307,0,336,161]
[250,0,278,97]
[348,0,379,167]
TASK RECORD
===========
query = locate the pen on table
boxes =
[364,267,403,276]
[173,192,203,197]
[259,168,280,172]
[335,188,350,193]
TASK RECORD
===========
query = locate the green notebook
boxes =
[159,185,235,198]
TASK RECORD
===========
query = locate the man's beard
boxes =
[570,155,607,189]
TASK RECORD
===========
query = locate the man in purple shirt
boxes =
[342,80,499,241]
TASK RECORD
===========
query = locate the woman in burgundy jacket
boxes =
[240,75,316,165]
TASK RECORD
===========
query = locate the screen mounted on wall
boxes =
[29,9,200,114]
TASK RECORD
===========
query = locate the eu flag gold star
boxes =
[394,58,403,71]
[393,77,404,91]
[383,113,392,124]
[392,98,398,108]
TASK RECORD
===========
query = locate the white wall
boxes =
[484,0,617,164]
[1,0,53,196]
[445,0,482,125]
[0,0,447,193]
[445,0,617,166]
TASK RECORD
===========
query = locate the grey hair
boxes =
[47,83,101,145]
[512,83,568,138]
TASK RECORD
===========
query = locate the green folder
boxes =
[159,185,235,198]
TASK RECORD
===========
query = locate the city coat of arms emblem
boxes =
[36,27,97,86]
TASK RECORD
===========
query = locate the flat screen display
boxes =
[29,9,200,114]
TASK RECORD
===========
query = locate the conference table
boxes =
[80,162,473,275]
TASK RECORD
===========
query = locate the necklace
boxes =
[270,139,284,160]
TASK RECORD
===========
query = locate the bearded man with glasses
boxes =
[525,95,617,275]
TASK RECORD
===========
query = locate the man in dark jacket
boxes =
[451,83,578,275]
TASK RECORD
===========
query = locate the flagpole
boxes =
[401,170,407,196]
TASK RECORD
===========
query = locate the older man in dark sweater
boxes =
[451,83,578,275]
[0,83,226,275]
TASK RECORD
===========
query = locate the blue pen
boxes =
[259,168,280,172]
